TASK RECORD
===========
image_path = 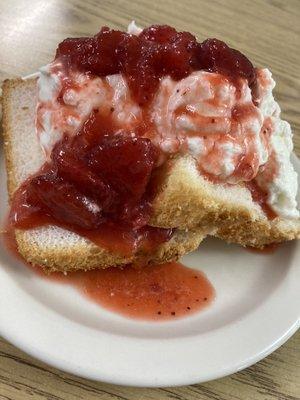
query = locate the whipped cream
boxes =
[127,20,143,36]
[35,25,299,219]
[36,63,141,156]
[255,69,299,218]
[151,72,265,181]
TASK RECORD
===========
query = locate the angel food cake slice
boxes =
[2,22,299,274]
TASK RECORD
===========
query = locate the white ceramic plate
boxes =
[0,143,299,388]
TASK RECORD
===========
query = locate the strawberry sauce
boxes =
[245,180,277,220]
[41,262,215,320]
[8,25,274,256]
[9,111,173,255]
[24,261,215,321]
[246,242,279,254]
[56,26,256,106]
[1,230,215,321]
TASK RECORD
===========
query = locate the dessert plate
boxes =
[0,144,299,387]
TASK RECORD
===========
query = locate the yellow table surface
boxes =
[0,0,299,399]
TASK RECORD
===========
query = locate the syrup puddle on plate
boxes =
[38,261,215,320]
[2,229,215,321]
[245,243,280,254]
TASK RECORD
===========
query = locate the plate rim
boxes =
[0,261,299,387]
[0,156,299,387]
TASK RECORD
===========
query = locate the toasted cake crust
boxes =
[150,155,300,247]
[14,227,204,272]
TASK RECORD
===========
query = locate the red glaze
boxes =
[8,25,273,252]
[56,25,256,105]
[197,38,256,86]
[31,261,215,321]
[246,243,280,254]
[1,224,22,261]
[9,112,172,256]
[245,180,277,220]
[2,227,214,321]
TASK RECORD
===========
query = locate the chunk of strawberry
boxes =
[197,38,255,85]
[30,173,103,229]
[88,136,158,202]
[51,141,118,212]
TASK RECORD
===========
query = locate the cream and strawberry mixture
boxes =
[35,22,298,220]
